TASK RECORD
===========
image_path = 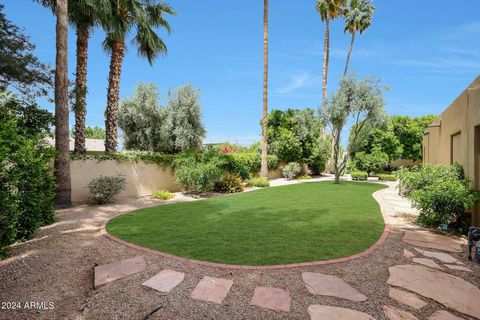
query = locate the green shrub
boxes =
[378,174,397,181]
[282,162,302,180]
[214,174,244,193]
[351,171,368,181]
[248,178,270,188]
[226,153,278,179]
[173,151,224,192]
[88,175,126,204]
[297,175,312,180]
[400,164,480,228]
[352,149,389,175]
[0,96,56,258]
[410,179,479,228]
[153,190,175,200]
[400,164,462,195]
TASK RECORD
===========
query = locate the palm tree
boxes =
[102,0,175,154]
[315,0,346,106]
[260,0,269,178]
[70,0,110,154]
[343,0,374,77]
[54,0,71,207]
[68,0,110,153]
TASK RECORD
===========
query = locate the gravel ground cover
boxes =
[0,182,479,320]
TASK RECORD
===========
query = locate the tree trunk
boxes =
[105,39,125,154]
[260,0,269,178]
[73,25,89,154]
[54,0,71,207]
[343,32,355,77]
[333,128,341,184]
[322,18,330,107]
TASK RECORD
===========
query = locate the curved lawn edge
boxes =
[101,184,392,270]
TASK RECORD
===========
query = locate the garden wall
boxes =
[71,160,283,203]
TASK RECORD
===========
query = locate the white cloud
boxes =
[276,72,313,94]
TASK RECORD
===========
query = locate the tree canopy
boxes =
[0,4,53,100]
[119,82,205,153]
[322,75,387,182]
[351,115,436,162]
[267,108,329,174]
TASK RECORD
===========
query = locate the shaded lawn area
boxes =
[107,181,387,265]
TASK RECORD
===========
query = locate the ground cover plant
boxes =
[107,181,386,265]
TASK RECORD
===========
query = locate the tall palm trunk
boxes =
[54,0,71,207]
[73,24,89,154]
[260,0,269,178]
[343,32,355,77]
[322,18,330,106]
[105,39,125,154]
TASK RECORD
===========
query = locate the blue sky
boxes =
[4,0,480,145]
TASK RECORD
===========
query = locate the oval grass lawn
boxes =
[107,181,386,265]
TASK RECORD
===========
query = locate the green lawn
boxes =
[107,181,386,265]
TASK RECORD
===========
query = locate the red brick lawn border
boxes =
[101,189,392,270]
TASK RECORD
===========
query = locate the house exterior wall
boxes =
[423,76,480,226]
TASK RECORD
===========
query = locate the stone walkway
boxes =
[1,178,479,319]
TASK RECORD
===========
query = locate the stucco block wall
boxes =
[423,76,480,225]
[71,160,182,203]
[71,160,284,203]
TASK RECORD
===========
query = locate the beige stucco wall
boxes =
[71,160,283,204]
[423,75,480,225]
[71,160,182,203]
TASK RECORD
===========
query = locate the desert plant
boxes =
[88,175,126,204]
[248,177,270,188]
[214,174,244,194]
[351,171,368,181]
[282,162,302,180]
[153,190,175,200]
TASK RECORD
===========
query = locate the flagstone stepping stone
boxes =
[388,265,480,319]
[383,305,419,320]
[414,248,459,264]
[444,264,472,272]
[388,287,427,309]
[190,276,233,304]
[402,230,464,253]
[94,256,146,288]
[404,249,415,258]
[428,310,464,320]
[142,269,184,293]
[302,272,366,301]
[250,287,291,312]
[308,305,376,320]
[412,258,443,270]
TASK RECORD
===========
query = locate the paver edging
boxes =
[100,186,392,270]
